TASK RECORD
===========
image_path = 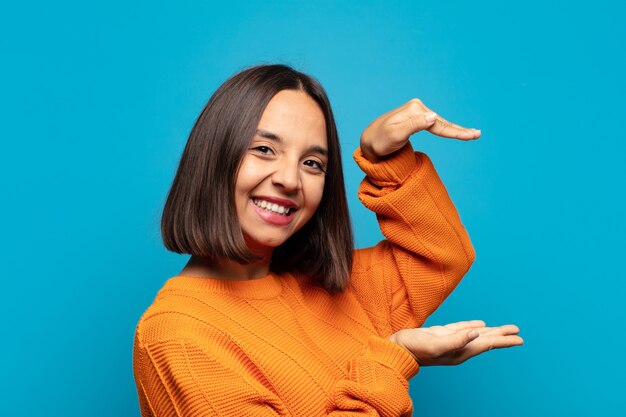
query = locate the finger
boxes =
[387,99,437,135]
[475,325,520,336]
[430,329,479,355]
[430,116,481,140]
[440,119,476,133]
[469,335,524,351]
[415,99,482,140]
[391,111,439,137]
[443,320,487,332]
[427,115,481,141]
[454,335,524,364]
[385,99,426,122]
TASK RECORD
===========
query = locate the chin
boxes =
[244,234,288,253]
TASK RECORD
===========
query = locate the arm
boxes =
[349,99,523,364]
[134,338,289,417]
[351,143,475,333]
[349,99,479,335]
[134,327,418,416]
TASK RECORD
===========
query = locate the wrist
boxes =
[359,141,380,163]
[388,330,418,363]
[353,143,419,186]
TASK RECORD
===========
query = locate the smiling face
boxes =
[235,89,328,256]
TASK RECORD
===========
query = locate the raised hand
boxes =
[388,320,523,366]
[360,98,481,162]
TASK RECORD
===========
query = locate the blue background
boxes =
[2,1,624,416]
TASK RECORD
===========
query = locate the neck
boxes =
[181,254,272,281]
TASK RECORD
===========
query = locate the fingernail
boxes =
[425,112,437,122]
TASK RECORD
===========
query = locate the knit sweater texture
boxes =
[133,143,475,416]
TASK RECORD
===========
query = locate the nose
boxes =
[271,158,300,193]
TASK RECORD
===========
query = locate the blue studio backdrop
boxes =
[1,1,624,416]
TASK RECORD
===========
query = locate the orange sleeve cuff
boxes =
[353,143,423,187]
[363,336,420,381]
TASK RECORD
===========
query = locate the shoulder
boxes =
[134,276,234,347]
[134,273,295,347]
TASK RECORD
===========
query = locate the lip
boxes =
[252,195,299,209]
[250,198,297,226]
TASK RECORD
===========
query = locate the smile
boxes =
[252,198,294,216]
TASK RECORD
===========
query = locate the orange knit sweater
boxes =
[133,143,475,416]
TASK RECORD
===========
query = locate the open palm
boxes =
[389,320,523,366]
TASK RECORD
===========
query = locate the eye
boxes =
[250,145,274,155]
[303,159,326,173]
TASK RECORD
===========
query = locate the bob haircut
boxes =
[161,64,354,292]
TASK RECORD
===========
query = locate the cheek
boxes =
[306,179,326,214]
[234,158,258,197]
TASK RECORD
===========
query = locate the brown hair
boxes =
[161,64,353,292]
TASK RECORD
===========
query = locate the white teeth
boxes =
[252,199,293,216]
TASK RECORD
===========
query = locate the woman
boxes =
[133,64,522,416]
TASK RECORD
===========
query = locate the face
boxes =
[235,89,328,256]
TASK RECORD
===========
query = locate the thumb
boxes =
[391,111,439,139]
[405,112,437,134]
[441,329,479,352]
[424,112,438,124]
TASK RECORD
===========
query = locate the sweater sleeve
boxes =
[133,336,289,417]
[350,143,476,336]
[134,332,418,416]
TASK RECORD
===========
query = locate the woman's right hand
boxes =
[359,98,481,162]
[388,320,523,366]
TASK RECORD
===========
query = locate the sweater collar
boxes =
[161,272,284,299]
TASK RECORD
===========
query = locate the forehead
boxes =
[257,90,327,147]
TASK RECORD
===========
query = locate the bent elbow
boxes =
[464,242,476,272]
[446,240,476,282]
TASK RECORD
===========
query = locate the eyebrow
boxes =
[255,129,328,157]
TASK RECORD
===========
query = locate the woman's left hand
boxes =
[388,320,524,366]
[360,98,481,162]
